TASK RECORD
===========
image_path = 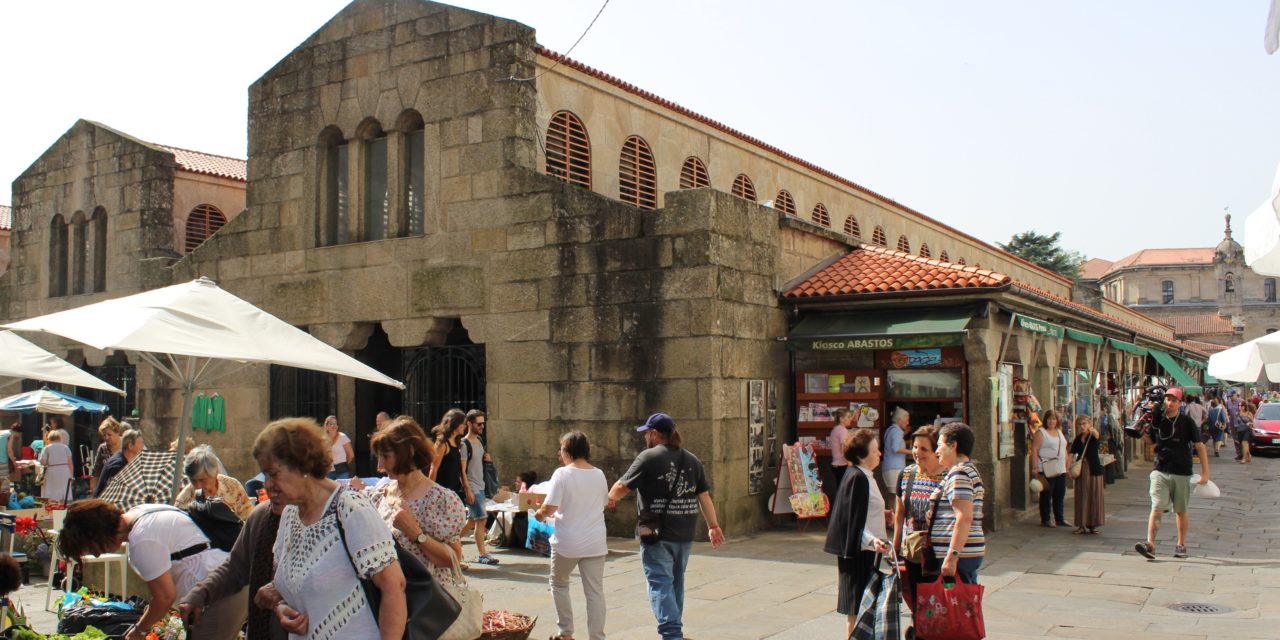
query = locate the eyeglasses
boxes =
[475,421,486,426]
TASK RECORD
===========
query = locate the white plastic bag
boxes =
[1189,475,1221,498]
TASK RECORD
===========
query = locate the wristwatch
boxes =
[416,533,429,544]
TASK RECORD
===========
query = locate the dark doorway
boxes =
[269,365,337,422]
[354,325,404,475]
[402,323,486,430]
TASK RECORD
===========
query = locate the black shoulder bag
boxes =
[636,450,687,545]
[333,492,461,640]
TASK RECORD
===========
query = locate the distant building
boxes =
[1078,215,1278,351]
[0,204,11,273]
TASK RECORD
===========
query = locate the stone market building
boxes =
[0,0,1210,532]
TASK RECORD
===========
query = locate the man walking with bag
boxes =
[1135,388,1210,560]
[608,413,726,640]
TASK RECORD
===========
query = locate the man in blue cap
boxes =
[608,412,725,640]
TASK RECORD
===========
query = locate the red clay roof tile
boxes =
[158,145,246,182]
[1166,314,1234,336]
[782,245,1011,299]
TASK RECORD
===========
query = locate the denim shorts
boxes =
[466,489,487,520]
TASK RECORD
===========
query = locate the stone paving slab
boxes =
[6,454,1276,637]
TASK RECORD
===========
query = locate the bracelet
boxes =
[947,549,960,557]
[709,525,721,530]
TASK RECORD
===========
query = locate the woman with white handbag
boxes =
[1069,415,1106,535]
[1030,410,1071,528]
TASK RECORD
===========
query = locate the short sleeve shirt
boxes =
[929,462,985,558]
[126,506,230,600]
[883,425,907,470]
[1151,412,1200,476]
[460,437,486,494]
[545,465,609,557]
[331,433,351,465]
[619,445,710,543]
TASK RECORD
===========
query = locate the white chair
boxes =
[44,509,129,612]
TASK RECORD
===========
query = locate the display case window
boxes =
[1074,369,1095,420]
[887,369,963,399]
[1055,368,1075,429]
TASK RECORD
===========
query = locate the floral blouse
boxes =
[366,480,468,593]
[175,474,255,521]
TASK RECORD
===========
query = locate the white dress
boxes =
[39,442,73,501]
[273,486,396,640]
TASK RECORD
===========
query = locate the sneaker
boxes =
[1134,542,1155,559]
[475,555,500,566]
[1173,545,1187,558]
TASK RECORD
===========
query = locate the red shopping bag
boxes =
[914,574,985,640]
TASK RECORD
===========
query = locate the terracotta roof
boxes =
[1180,339,1229,354]
[1105,248,1214,274]
[157,145,246,182]
[782,245,1012,298]
[535,46,1073,287]
[1166,314,1234,336]
[0,205,10,231]
[1078,258,1113,280]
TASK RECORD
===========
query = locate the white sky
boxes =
[2,0,1277,260]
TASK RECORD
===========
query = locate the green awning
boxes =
[786,307,974,351]
[1015,314,1064,338]
[1205,372,1220,385]
[1064,327,1105,345]
[1108,338,1148,356]
[1149,348,1203,394]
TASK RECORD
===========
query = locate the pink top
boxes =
[829,424,850,467]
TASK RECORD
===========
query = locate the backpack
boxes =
[144,492,243,561]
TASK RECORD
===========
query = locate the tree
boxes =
[998,231,1086,279]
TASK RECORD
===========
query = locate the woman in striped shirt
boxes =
[930,423,985,584]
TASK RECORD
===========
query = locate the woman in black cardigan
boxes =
[1070,415,1106,534]
[824,428,891,638]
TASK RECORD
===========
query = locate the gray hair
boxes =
[892,407,910,424]
[183,444,226,481]
[121,429,142,449]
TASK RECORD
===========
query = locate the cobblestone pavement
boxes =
[9,453,1276,638]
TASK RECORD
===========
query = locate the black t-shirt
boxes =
[619,445,711,542]
[1149,412,1200,476]
[435,440,464,494]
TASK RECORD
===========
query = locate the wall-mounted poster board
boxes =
[768,442,829,518]
[748,379,766,495]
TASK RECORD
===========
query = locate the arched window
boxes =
[89,207,107,292]
[1161,280,1174,304]
[70,211,87,295]
[319,126,349,246]
[359,119,389,242]
[896,235,911,253]
[398,110,426,237]
[811,203,830,227]
[619,136,657,210]
[1225,272,1235,294]
[679,156,709,189]
[1268,328,1278,335]
[919,243,932,259]
[546,111,592,189]
[185,204,228,253]
[939,250,950,262]
[1267,278,1276,303]
[957,257,967,265]
[843,215,861,238]
[773,190,796,215]
[872,226,887,246]
[48,214,68,297]
[731,174,756,202]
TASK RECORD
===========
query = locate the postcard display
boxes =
[768,442,830,518]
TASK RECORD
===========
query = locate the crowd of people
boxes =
[33,409,727,640]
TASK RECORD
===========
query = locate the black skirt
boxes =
[836,550,878,615]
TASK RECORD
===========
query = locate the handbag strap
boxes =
[442,542,469,587]
[903,470,921,528]
[331,488,378,607]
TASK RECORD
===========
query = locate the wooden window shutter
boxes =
[843,215,860,238]
[619,135,658,210]
[872,226,887,247]
[774,190,796,215]
[731,174,756,202]
[679,156,709,189]
[811,203,830,227]
[185,204,228,253]
[897,235,911,253]
[546,111,592,189]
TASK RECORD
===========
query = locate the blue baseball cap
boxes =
[635,412,675,434]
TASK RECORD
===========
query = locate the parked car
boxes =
[1252,403,1280,454]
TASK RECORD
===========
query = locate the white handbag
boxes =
[439,546,484,640]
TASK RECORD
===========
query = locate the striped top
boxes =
[929,461,985,558]
[897,464,944,534]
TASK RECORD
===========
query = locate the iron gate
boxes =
[269,365,337,421]
[81,364,136,420]
[402,345,486,427]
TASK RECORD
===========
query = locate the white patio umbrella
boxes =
[1207,331,1280,382]
[4,277,405,498]
[0,330,124,394]
[1243,162,1280,276]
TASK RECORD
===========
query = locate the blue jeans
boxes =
[639,540,692,640]
[955,556,982,585]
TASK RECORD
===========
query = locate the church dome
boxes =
[1214,213,1243,263]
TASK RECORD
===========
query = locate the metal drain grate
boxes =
[1168,602,1232,614]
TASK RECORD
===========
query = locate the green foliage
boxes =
[998,230,1086,279]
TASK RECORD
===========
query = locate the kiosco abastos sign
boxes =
[1016,314,1064,338]
[789,333,964,351]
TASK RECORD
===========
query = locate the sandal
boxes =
[1087,528,1100,535]
[475,555,500,566]
[1072,528,1088,535]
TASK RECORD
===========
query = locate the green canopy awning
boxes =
[1108,338,1147,356]
[1064,327,1105,345]
[1205,372,1220,385]
[786,307,974,351]
[1149,348,1202,394]
[1015,314,1064,338]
